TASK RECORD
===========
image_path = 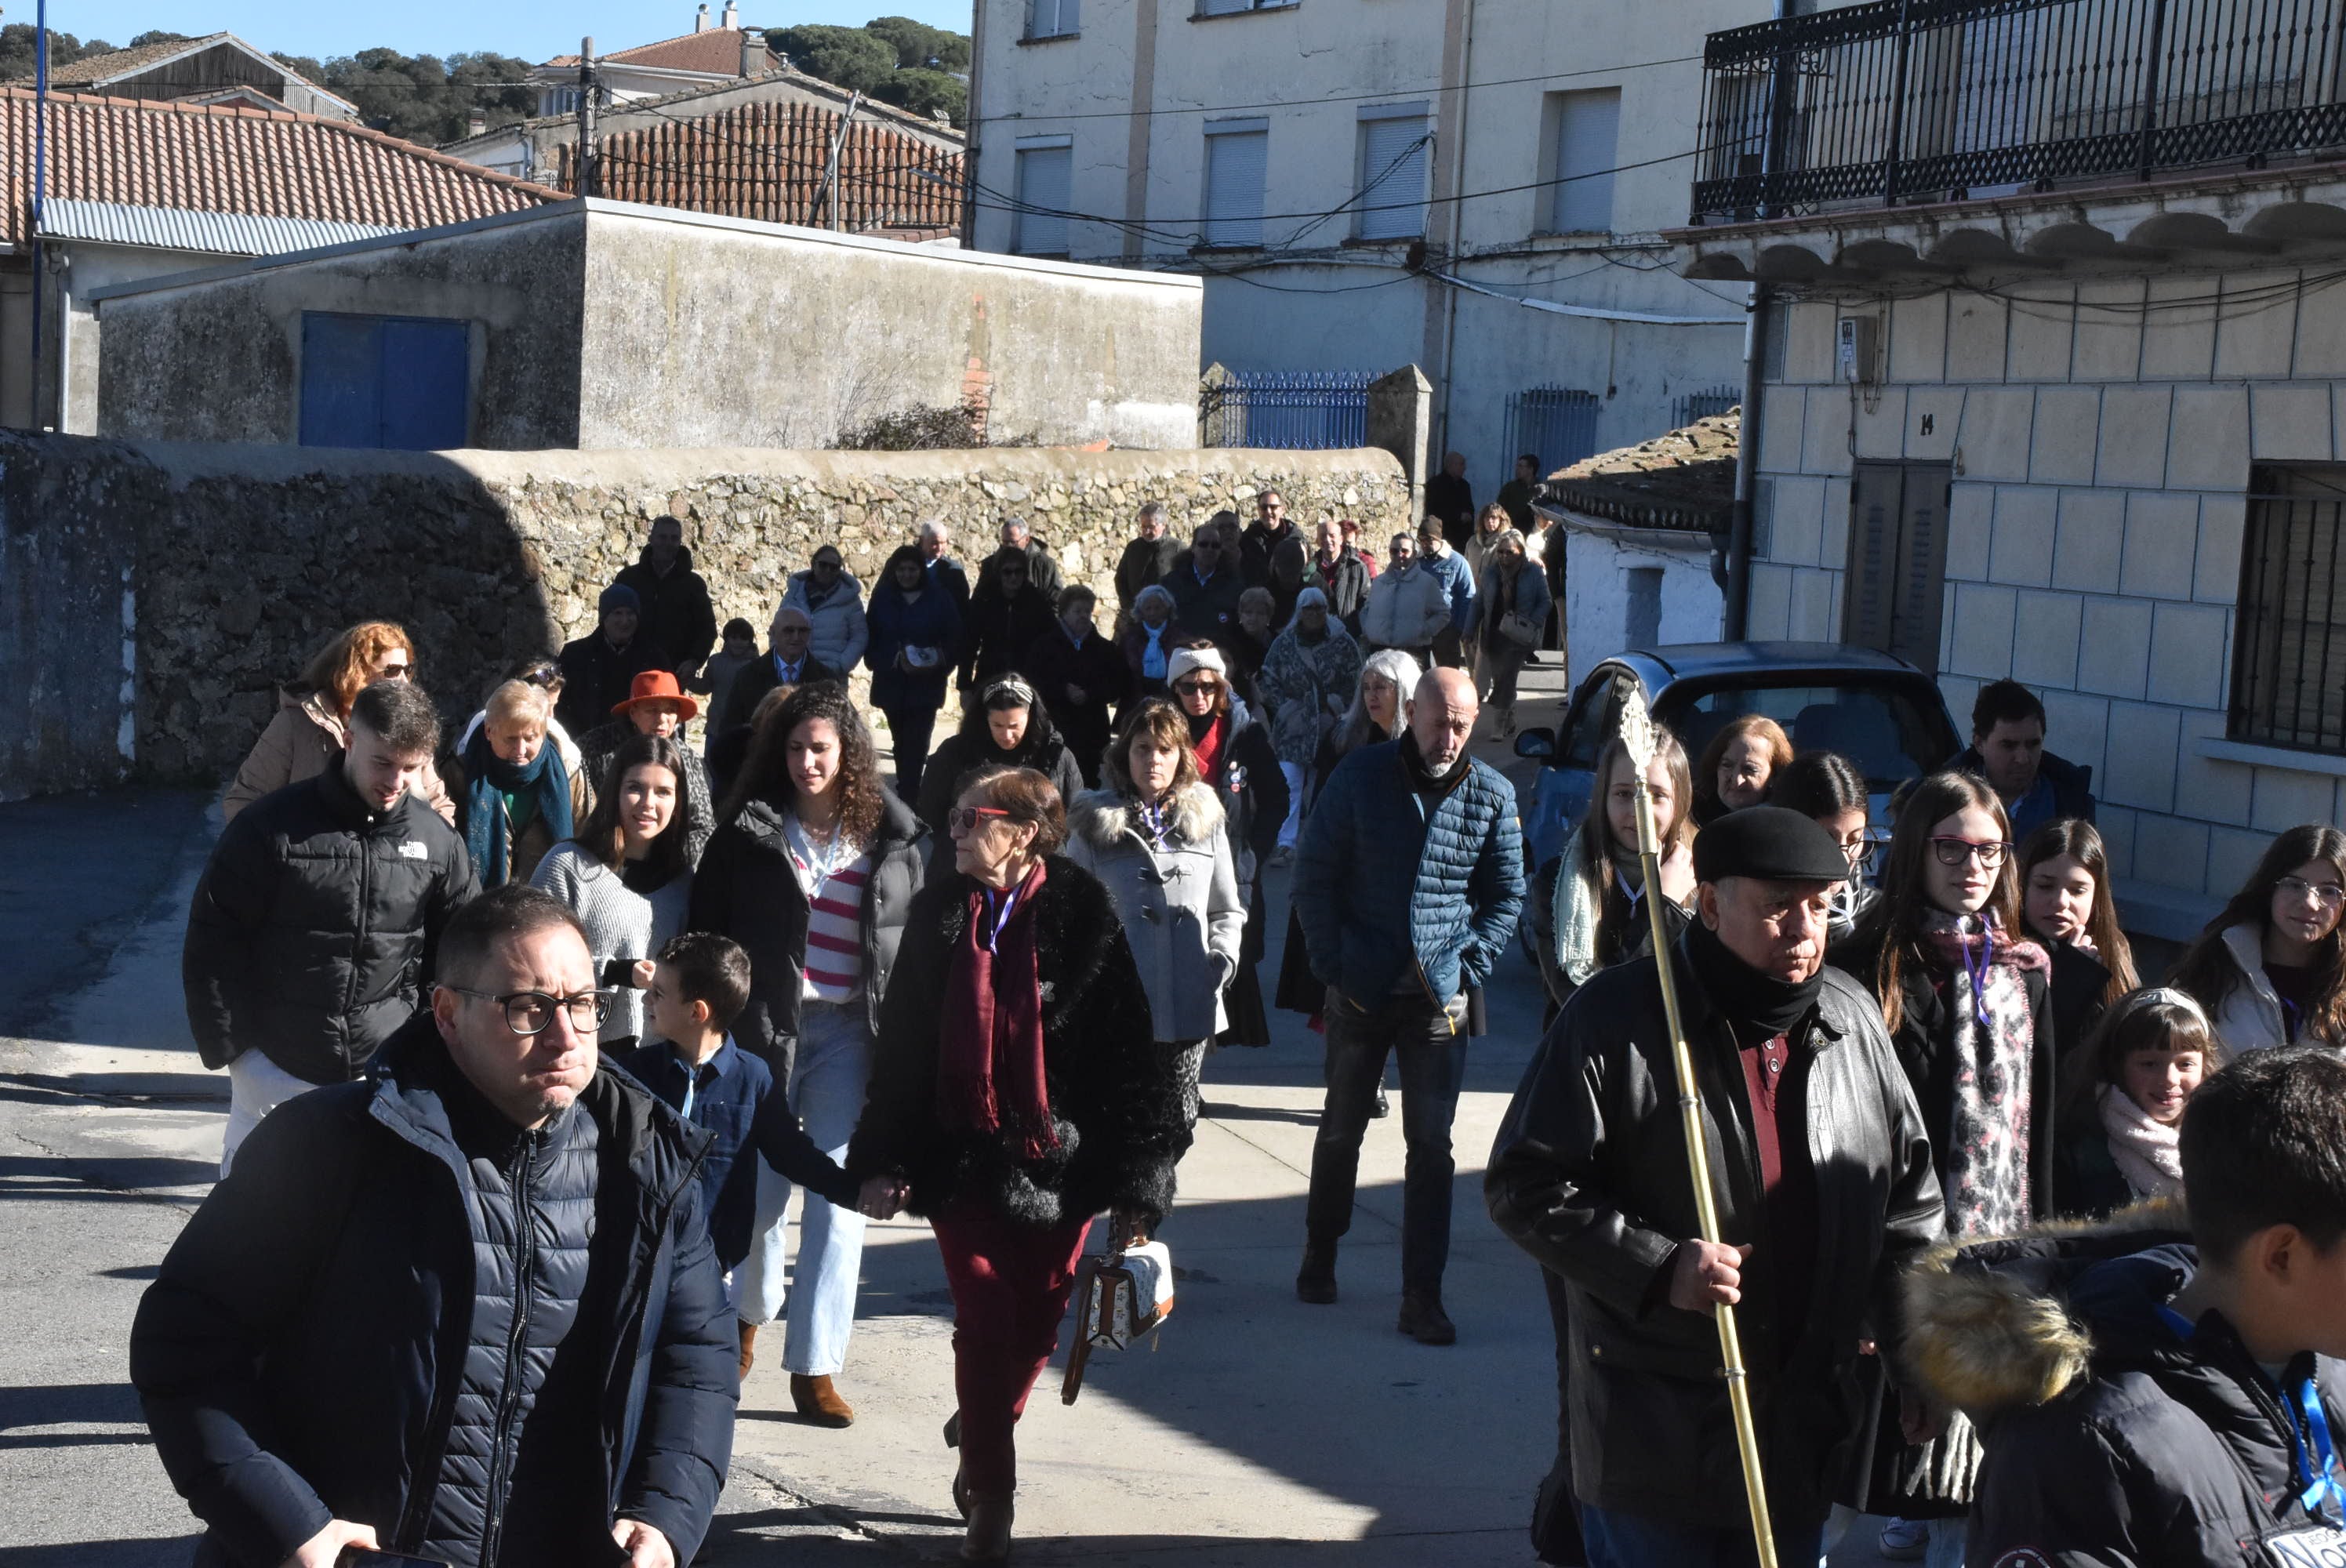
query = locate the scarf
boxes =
[1552,833,1661,989]
[462,725,572,887]
[1919,909,2048,1237]
[1189,707,1228,783]
[937,858,1058,1160]
[2097,1083,2184,1200]
[1398,728,1469,795]
[1685,917,1824,1040]
[1140,622,1171,680]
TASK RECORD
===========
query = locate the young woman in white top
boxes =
[2171,822,2346,1052]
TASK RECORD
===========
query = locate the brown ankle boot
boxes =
[736,1320,757,1381]
[960,1492,1014,1563]
[791,1372,855,1428]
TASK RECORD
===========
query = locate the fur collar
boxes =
[1901,1198,2190,1417]
[1067,783,1225,851]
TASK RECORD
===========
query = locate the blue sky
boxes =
[47,1,973,63]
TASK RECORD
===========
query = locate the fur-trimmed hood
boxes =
[1901,1200,2192,1417]
[1066,783,1226,851]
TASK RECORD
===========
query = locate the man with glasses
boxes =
[140,884,736,1568]
[1358,531,1451,666]
[616,515,719,686]
[1240,489,1311,624]
[1954,679,2096,843]
[783,546,870,677]
[1169,521,1245,644]
[184,679,478,1174]
[978,514,1064,607]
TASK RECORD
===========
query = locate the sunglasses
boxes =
[1172,678,1220,697]
[1930,836,2011,869]
[948,805,1011,835]
[376,661,412,679]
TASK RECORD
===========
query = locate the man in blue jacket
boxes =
[133,884,736,1568]
[1416,517,1477,670]
[1294,666,1525,1343]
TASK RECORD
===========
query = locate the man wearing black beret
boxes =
[1487,806,1945,1566]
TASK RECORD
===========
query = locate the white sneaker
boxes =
[1877,1517,1928,1562]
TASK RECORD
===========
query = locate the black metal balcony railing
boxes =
[1692,0,2346,223]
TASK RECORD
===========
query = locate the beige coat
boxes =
[223,688,456,826]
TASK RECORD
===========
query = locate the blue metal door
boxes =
[299,313,470,450]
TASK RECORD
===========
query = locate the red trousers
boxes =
[931,1207,1095,1495]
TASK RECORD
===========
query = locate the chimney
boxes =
[693,3,710,32]
[721,0,739,28]
[467,108,487,136]
[739,28,763,75]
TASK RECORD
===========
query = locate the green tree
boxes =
[772,24,898,96]
[871,67,965,127]
[125,31,194,48]
[293,48,536,145]
[0,26,114,81]
[861,16,968,72]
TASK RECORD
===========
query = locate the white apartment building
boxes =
[965,0,1767,492]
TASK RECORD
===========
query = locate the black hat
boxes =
[1692,805,1852,884]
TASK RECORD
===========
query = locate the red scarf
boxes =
[1191,712,1229,783]
[938,858,1058,1160]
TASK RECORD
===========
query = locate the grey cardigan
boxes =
[1065,784,1245,1043]
[530,843,692,1044]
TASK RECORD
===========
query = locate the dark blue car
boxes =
[1513,640,1964,873]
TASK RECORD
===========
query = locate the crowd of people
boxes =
[130,482,2346,1568]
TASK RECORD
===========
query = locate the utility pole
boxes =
[816,90,862,231]
[576,38,598,198]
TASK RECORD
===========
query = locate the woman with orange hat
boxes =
[579,669,715,866]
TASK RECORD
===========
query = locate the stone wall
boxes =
[0,433,1407,794]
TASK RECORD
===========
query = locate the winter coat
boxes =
[688,789,927,1069]
[557,632,667,741]
[1168,564,1245,644]
[972,539,1065,606]
[1293,739,1524,1006]
[865,580,962,714]
[847,855,1186,1227]
[574,718,716,866]
[616,547,719,675]
[1422,544,1477,633]
[224,686,456,826]
[2046,937,2115,1066]
[182,764,477,1085]
[443,749,594,888]
[1021,622,1133,786]
[1485,945,1945,1532]
[1119,619,1182,699]
[1357,561,1451,652]
[1523,843,1689,1013]
[698,649,757,739]
[1904,1212,2346,1568]
[927,555,971,614]
[1952,744,2098,830]
[2199,923,2299,1053]
[530,844,692,1044]
[1115,535,1182,614]
[714,652,846,743]
[1471,555,1553,645]
[129,1014,735,1568]
[1425,471,1475,543]
[2048,1090,2137,1220]
[1065,785,1244,1040]
[1257,623,1364,768]
[1240,521,1310,619]
[1196,700,1288,891]
[913,720,1086,845]
[1302,549,1371,630]
[959,583,1059,688]
[783,569,871,675]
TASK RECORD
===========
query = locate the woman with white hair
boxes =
[1255,586,1363,861]
[1119,584,1182,699]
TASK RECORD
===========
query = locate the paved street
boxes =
[0,666,1899,1565]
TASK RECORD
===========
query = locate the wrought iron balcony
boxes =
[1690,0,2346,224]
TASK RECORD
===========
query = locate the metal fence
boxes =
[1502,387,1603,479]
[1692,0,2346,223]
[2235,468,2346,756]
[1672,384,1742,429]
[1199,369,1375,449]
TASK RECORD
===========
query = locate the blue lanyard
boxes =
[981,885,1022,952]
[2293,1377,2346,1520]
[1962,923,1996,1029]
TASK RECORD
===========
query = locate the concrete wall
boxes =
[0,433,1406,791]
[1558,517,1723,681]
[1748,273,2346,931]
[95,212,590,449]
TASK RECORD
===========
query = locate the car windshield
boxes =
[1668,681,1951,789]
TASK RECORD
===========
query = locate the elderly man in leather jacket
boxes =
[1487,807,1943,1567]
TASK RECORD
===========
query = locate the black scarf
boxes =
[1684,918,1823,1040]
[1399,729,1469,797]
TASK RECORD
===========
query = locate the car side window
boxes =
[1562,672,1632,768]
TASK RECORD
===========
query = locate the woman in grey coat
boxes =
[1065,696,1245,1138]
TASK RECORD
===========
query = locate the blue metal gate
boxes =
[1670,383,1740,430]
[1201,369,1374,449]
[1501,386,1601,479]
[299,312,470,450]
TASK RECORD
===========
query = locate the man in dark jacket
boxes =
[1240,489,1311,623]
[973,516,1064,607]
[558,585,669,739]
[1302,518,1371,633]
[615,517,719,684]
[1486,808,1944,1567]
[1114,503,1181,627]
[1168,524,1246,645]
[1425,451,1475,550]
[714,606,841,740]
[919,520,971,614]
[1918,1048,2346,1568]
[1497,452,1542,533]
[1294,667,1524,1342]
[185,678,476,1174]
[1954,677,2096,841]
[135,884,735,1568]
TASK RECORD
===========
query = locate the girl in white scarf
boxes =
[2055,987,2224,1212]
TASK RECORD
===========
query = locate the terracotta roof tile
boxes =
[1,88,561,249]
[1544,412,1741,534]
[547,28,782,75]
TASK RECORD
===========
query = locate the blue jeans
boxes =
[1305,988,1468,1294]
[732,1000,873,1376]
[1582,1504,1824,1568]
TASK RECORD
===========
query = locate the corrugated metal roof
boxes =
[38,197,402,256]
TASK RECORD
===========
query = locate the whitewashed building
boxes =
[964,0,1762,493]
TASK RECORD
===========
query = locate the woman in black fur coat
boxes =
[849,762,1186,1564]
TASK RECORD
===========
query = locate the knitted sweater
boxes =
[530,844,692,1044]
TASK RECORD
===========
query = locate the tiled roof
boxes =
[565,98,962,235]
[45,32,233,84]
[1543,412,1741,534]
[547,28,782,75]
[0,88,561,249]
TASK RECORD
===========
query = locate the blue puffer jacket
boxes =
[132,1013,736,1568]
[1294,738,1526,1006]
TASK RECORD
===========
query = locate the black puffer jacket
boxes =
[688,788,927,1073]
[129,1014,736,1568]
[913,715,1085,844]
[1485,941,1945,1533]
[182,764,477,1083]
[848,856,1185,1229]
[1905,1213,2346,1567]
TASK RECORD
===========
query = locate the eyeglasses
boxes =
[948,805,1011,836]
[444,986,613,1036]
[2277,876,2346,908]
[376,661,412,679]
[1172,678,1220,697]
[521,664,561,688]
[1842,838,1879,874]
[1930,836,2012,869]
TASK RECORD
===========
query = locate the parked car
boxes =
[1513,641,1964,871]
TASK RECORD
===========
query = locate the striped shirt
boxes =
[783,813,870,1003]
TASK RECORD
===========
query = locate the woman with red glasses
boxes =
[1832,768,2054,1566]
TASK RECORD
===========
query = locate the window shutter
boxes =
[1843,462,1903,654]
[1552,89,1621,233]
[1890,467,1950,673]
[1204,128,1267,246]
[1015,146,1072,255]
[1356,116,1429,241]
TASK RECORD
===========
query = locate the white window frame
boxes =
[1027,0,1080,40]
[1012,137,1074,256]
[1354,102,1430,242]
[1201,118,1269,249]
[1548,87,1622,235]
[1195,0,1298,16]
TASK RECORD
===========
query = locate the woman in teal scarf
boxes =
[448,677,583,886]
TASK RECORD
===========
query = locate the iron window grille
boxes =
[2234,466,2346,755]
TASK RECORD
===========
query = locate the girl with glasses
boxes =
[1836,770,2054,1566]
[2016,819,2138,1059]
[2170,822,2346,1052]
[1167,643,1287,1047]
[223,619,455,825]
[1766,750,1879,944]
